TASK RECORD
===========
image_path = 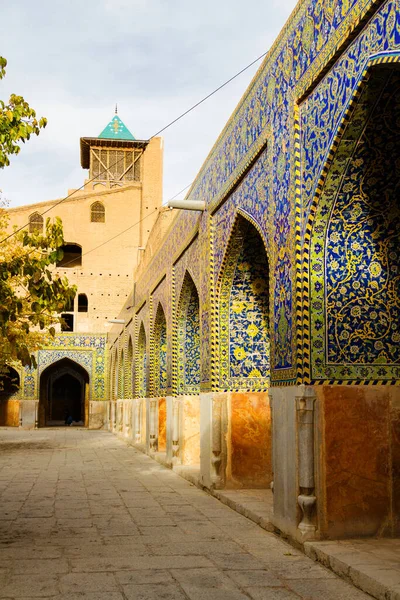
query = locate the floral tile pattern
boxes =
[153,304,167,397]
[219,217,270,391]
[177,273,200,395]
[310,67,400,381]
[137,324,147,397]
[22,334,107,401]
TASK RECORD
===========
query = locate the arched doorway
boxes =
[217,214,271,489]
[39,358,89,427]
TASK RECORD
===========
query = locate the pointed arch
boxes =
[29,212,43,234]
[90,201,105,223]
[111,349,118,400]
[118,349,125,398]
[153,302,167,397]
[308,64,400,384]
[136,322,147,397]
[39,358,89,426]
[176,272,200,395]
[217,214,270,392]
[125,336,133,399]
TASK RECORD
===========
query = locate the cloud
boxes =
[1,0,297,208]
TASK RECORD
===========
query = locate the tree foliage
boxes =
[0,208,76,370]
[0,56,76,372]
[0,57,47,169]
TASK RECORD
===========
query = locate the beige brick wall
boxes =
[7,138,163,335]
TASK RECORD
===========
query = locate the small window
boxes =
[78,294,88,312]
[61,314,74,332]
[29,212,43,234]
[90,201,105,223]
[57,244,82,268]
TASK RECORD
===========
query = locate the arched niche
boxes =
[176,272,200,395]
[217,213,270,391]
[153,303,167,397]
[136,323,147,398]
[309,65,400,383]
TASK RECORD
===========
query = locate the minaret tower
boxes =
[80,109,148,190]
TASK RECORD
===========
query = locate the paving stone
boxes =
[0,429,373,600]
[59,572,118,594]
[244,587,302,600]
[287,578,371,599]
[181,587,250,600]
[4,558,69,574]
[226,569,283,587]
[115,569,174,585]
[0,573,60,597]
[122,582,188,599]
[148,540,246,556]
[171,567,239,589]
[54,593,124,600]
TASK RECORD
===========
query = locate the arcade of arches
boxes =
[4,0,400,551]
[107,62,400,545]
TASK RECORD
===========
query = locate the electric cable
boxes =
[148,50,268,139]
[56,183,192,268]
[0,48,268,244]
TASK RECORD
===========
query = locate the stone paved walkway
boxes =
[0,428,372,600]
[305,538,400,600]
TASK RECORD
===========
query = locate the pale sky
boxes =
[1,0,297,208]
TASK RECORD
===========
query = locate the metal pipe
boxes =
[168,200,205,211]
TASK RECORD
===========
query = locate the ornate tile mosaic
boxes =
[121,0,400,390]
[176,273,200,395]
[125,338,133,399]
[153,303,167,397]
[136,323,147,397]
[19,334,106,401]
[310,66,400,382]
[218,217,270,391]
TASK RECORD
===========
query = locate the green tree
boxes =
[0,208,76,370]
[0,57,76,372]
[0,56,47,168]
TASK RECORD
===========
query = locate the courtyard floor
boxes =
[0,428,372,600]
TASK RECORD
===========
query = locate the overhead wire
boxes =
[148,49,269,139]
[59,183,192,269]
[0,47,268,246]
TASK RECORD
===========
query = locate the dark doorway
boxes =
[39,358,89,427]
[56,244,82,268]
[51,374,81,421]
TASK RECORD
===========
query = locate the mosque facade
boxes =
[3,115,163,429]
[4,0,400,544]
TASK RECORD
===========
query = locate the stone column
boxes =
[166,396,174,465]
[211,395,227,488]
[119,401,123,433]
[269,390,274,494]
[113,401,117,432]
[296,385,317,536]
[149,399,158,451]
[172,397,181,464]
[134,399,142,444]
